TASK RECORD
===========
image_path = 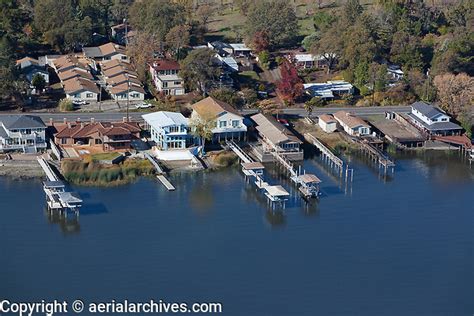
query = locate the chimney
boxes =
[63,118,67,124]
[123,117,127,123]
[49,118,53,126]
[67,122,71,128]
[91,118,95,123]
[80,122,84,128]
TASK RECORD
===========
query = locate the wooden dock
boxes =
[144,152,176,191]
[305,133,344,174]
[357,139,395,173]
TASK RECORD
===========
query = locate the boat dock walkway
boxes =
[37,157,82,214]
[144,153,175,191]
[226,140,291,205]
[357,139,395,172]
[305,133,344,174]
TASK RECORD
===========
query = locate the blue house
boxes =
[142,111,192,150]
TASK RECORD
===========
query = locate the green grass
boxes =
[90,152,122,162]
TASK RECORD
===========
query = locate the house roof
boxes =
[304,81,353,98]
[251,113,301,145]
[333,111,370,129]
[63,77,99,95]
[142,111,188,128]
[318,114,337,124]
[411,101,446,120]
[82,47,103,59]
[103,66,136,78]
[408,113,462,131]
[55,121,140,139]
[109,82,145,95]
[101,59,132,71]
[53,55,88,72]
[192,96,241,118]
[99,42,126,57]
[297,173,321,184]
[294,54,316,62]
[106,74,141,87]
[151,59,180,71]
[16,57,40,68]
[0,115,46,129]
[229,43,251,51]
[58,68,93,82]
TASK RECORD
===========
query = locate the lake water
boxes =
[1,151,473,316]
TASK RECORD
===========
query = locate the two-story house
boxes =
[408,101,462,136]
[149,60,185,96]
[0,115,47,153]
[142,111,192,150]
[191,97,247,143]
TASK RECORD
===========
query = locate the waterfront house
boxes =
[0,115,47,153]
[191,97,247,143]
[408,101,462,136]
[250,113,303,161]
[53,121,140,152]
[333,111,371,136]
[318,114,337,133]
[142,111,192,150]
[149,60,185,96]
[304,81,354,99]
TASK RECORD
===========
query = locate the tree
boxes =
[195,3,214,30]
[257,99,279,114]
[245,0,299,49]
[180,48,220,95]
[127,32,162,82]
[310,22,344,73]
[165,25,190,60]
[276,60,303,104]
[31,74,46,93]
[251,31,270,53]
[305,97,325,115]
[209,88,243,108]
[129,0,185,42]
[241,88,258,106]
[433,73,473,117]
[190,109,215,155]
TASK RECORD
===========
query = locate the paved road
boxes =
[0,105,411,122]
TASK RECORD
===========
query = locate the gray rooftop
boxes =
[0,115,46,130]
[83,47,103,58]
[411,101,445,119]
[408,113,462,131]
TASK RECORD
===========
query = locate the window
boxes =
[232,120,239,128]
[61,138,67,144]
[163,82,168,88]
[219,121,227,128]
[174,81,181,85]
[86,93,93,98]
[121,56,127,60]
[169,126,179,133]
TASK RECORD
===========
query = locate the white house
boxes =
[333,111,371,136]
[63,77,99,101]
[191,97,247,143]
[318,114,337,133]
[0,115,47,153]
[142,111,192,150]
[387,65,404,81]
[149,60,185,96]
[304,81,354,99]
[16,57,49,85]
[408,101,462,136]
[109,83,145,101]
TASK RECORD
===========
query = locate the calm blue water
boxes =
[1,151,473,316]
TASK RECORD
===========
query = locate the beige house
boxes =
[191,97,247,143]
[63,77,99,101]
[333,111,371,136]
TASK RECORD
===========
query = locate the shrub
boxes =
[59,98,74,112]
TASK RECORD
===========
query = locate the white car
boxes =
[135,102,153,109]
[72,100,88,106]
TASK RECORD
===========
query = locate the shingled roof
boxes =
[191,96,240,118]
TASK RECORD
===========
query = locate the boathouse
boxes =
[408,101,463,136]
[250,113,303,162]
[318,114,337,133]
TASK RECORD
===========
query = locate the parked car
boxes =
[135,102,153,109]
[72,100,88,106]
[277,118,290,127]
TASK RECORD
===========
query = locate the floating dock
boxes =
[37,158,82,215]
[144,152,175,191]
